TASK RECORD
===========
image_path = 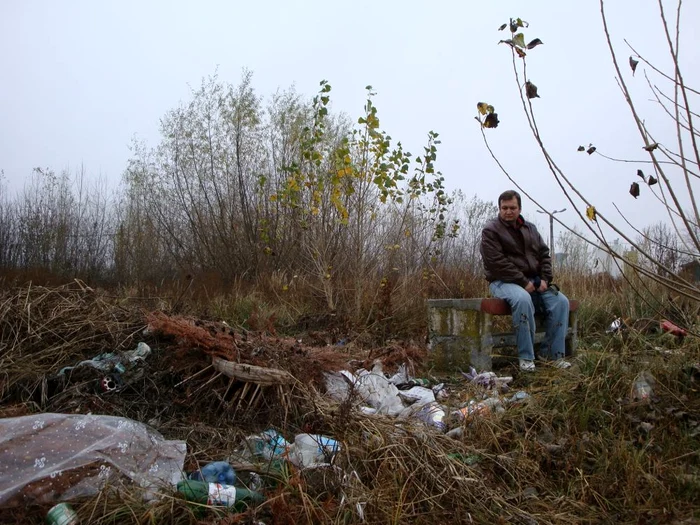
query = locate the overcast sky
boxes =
[1,1,698,242]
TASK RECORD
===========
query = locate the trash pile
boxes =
[0,282,536,522]
[324,362,528,435]
[1,282,698,524]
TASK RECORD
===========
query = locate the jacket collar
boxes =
[499,215,526,229]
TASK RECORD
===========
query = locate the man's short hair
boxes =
[498,190,522,208]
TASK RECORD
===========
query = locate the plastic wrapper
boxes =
[396,386,435,406]
[287,434,341,468]
[58,342,152,376]
[413,402,446,431]
[241,429,290,460]
[453,397,504,421]
[0,413,186,507]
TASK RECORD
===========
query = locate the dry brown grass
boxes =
[0,281,698,524]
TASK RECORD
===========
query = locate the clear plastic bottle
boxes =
[631,372,655,402]
[288,434,341,467]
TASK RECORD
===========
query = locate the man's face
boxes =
[499,197,521,224]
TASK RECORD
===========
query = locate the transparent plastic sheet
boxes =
[0,413,187,507]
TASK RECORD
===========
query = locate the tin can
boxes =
[46,503,79,525]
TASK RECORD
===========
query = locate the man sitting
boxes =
[480,190,571,371]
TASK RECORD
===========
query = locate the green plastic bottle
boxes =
[177,479,264,511]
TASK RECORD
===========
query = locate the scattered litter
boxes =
[506,391,531,404]
[461,367,513,390]
[639,422,654,433]
[660,319,687,338]
[453,397,505,421]
[288,434,341,468]
[413,402,447,431]
[432,383,450,401]
[446,427,463,439]
[606,317,624,334]
[630,371,656,402]
[0,413,186,507]
[189,461,236,485]
[608,317,688,339]
[242,429,290,460]
[326,363,529,433]
[447,453,481,466]
[395,378,431,388]
[397,385,436,406]
[326,366,405,416]
[176,479,264,509]
[58,342,152,377]
[46,502,79,525]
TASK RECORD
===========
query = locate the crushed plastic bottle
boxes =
[244,429,290,460]
[630,371,655,402]
[189,461,236,485]
[414,402,446,431]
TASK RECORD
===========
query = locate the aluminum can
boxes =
[46,503,79,525]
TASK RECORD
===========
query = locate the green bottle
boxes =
[177,479,264,510]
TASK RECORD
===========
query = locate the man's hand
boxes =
[538,280,548,293]
[524,281,536,293]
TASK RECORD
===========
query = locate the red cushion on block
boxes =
[480,297,579,315]
[481,298,511,315]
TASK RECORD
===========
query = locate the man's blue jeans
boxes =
[488,280,570,361]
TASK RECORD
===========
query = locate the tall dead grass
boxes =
[0,279,698,524]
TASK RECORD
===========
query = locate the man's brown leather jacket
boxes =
[480,215,552,287]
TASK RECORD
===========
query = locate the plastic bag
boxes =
[0,413,186,507]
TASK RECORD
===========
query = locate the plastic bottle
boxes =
[631,372,655,402]
[415,402,446,431]
[288,434,341,467]
[176,479,264,509]
[189,461,236,485]
[244,429,289,460]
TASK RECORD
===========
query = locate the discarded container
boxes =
[58,342,152,377]
[414,402,446,431]
[432,383,449,401]
[244,429,290,460]
[661,319,687,338]
[396,378,431,389]
[506,391,530,404]
[606,317,624,334]
[397,385,435,406]
[288,434,341,468]
[189,461,236,485]
[631,372,655,402]
[46,503,79,525]
[454,397,504,420]
[461,367,512,390]
[176,480,264,509]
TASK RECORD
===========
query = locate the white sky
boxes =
[1,0,698,241]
